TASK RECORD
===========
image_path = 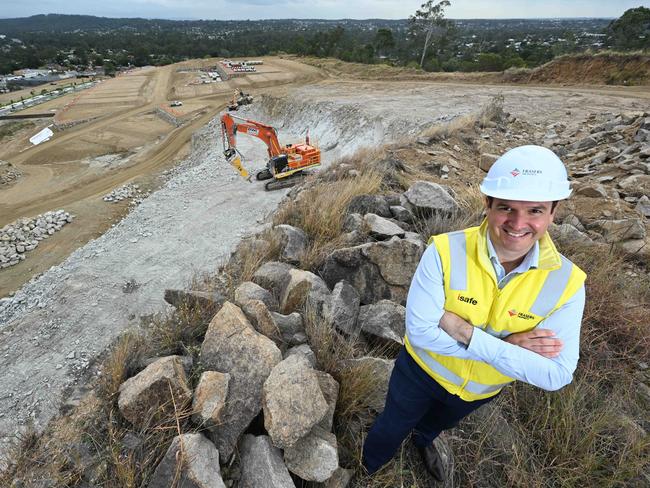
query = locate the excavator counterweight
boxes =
[220,113,320,191]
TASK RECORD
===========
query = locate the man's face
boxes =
[485,198,556,260]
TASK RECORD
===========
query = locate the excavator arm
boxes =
[220,113,285,180]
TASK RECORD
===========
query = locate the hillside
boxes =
[298,53,650,86]
[1,71,649,485]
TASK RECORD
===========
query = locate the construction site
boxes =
[1,54,650,484]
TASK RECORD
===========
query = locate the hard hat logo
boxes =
[480,145,572,202]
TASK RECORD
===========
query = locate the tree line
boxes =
[0,7,647,76]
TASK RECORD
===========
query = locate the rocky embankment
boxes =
[3,92,649,486]
[104,108,650,487]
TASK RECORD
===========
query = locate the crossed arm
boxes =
[406,244,586,391]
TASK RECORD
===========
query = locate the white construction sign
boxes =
[29,126,54,146]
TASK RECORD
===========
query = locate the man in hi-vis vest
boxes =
[363,145,586,481]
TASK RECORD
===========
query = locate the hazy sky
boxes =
[2,0,648,20]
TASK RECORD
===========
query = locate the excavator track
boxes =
[256,168,273,180]
[264,174,304,191]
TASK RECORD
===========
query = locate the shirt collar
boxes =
[486,233,539,273]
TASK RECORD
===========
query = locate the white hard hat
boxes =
[480,145,572,201]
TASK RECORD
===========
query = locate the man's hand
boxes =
[504,329,563,358]
[439,311,474,345]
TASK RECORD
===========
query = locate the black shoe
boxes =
[417,442,445,482]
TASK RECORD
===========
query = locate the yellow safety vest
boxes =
[404,219,586,402]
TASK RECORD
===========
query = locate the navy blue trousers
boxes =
[362,347,495,473]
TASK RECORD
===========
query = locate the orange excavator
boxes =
[220,112,321,191]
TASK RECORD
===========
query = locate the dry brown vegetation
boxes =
[294,53,650,86]
[3,97,648,487]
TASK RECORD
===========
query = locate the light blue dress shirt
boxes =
[405,234,586,392]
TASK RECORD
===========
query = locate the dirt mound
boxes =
[506,53,650,86]
[295,54,650,87]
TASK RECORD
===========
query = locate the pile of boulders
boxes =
[114,180,472,487]
[0,210,73,269]
[478,112,650,260]
[102,184,146,204]
[0,160,21,186]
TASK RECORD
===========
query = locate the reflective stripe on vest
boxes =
[530,255,574,316]
[409,343,511,395]
[448,231,468,290]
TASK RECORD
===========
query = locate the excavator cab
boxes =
[270,154,289,175]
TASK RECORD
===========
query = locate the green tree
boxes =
[606,7,650,50]
[477,53,504,71]
[409,0,452,68]
[374,28,395,56]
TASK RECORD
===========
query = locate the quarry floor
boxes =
[0,57,649,467]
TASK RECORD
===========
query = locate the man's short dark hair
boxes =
[486,196,558,213]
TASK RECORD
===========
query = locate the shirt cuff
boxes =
[467,327,505,363]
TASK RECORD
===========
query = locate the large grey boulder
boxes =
[402,181,459,216]
[239,435,295,488]
[191,371,230,428]
[358,300,406,344]
[240,299,283,344]
[262,354,328,449]
[323,467,354,488]
[284,426,339,482]
[347,194,391,218]
[284,344,317,367]
[323,280,361,335]
[252,261,294,298]
[235,281,279,312]
[363,213,406,240]
[340,357,395,413]
[272,224,308,264]
[272,310,307,345]
[321,237,423,305]
[636,195,650,218]
[617,239,650,260]
[147,433,225,488]
[390,205,414,223]
[241,299,307,347]
[618,174,650,196]
[343,213,364,232]
[479,153,499,172]
[200,302,282,460]
[164,289,225,314]
[550,223,595,247]
[280,268,331,315]
[575,184,609,198]
[569,135,598,152]
[315,370,339,432]
[321,244,390,305]
[363,236,424,288]
[118,356,192,428]
[589,218,646,243]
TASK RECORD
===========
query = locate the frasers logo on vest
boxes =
[508,309,535,320]
[457,294,478,305]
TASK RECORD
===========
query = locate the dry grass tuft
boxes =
[274,169,384,270]
[420,94,506,143]
[215,228,283,298]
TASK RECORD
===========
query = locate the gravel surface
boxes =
[0,82,647,468]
